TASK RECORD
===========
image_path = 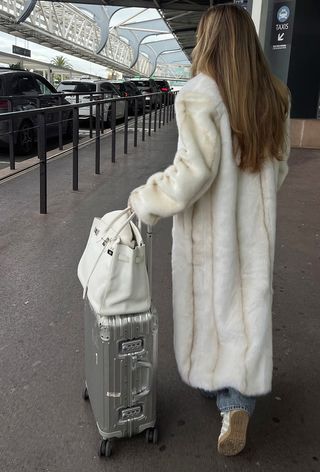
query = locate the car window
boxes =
[36,78,56,95]
[156,81,169,88]
[7,75,40,95]
[0,77,3,95]
[100,83,117,94]
[124,82,136,91]
[77,83,95,93]
[111,83,121,92]
[116,83,129,95]
[57,82,95,93]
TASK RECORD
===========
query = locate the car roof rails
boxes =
[0,66,26,71]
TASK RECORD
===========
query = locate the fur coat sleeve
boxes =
[128,90,221,225]
[277,109,291,190]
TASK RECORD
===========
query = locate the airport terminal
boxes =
[0,1,319,471]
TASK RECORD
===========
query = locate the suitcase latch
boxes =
[120,406,142,421]
[120,338,143,355]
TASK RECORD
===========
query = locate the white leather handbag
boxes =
[77,208,151,316]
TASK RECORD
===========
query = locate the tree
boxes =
[51,55,73,69]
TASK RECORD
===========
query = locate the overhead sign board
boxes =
[271,2,294,50]
[12,45,31,57]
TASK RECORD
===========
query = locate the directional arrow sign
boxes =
[271,2,294,50]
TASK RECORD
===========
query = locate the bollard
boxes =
[38,111,47,214]
[8,100,15,170]
[172,93,175,120]
[166,92,170,124]
[142,96,146,142]
[101,93,105,135]
[95,102,101,175]
[134,98,138,147]
[89,94,93,139]
[163,92,165,124]
[72,107,79,191]
[154,95,158,133]
[58,95,63,150]
[111,100,116,163]
[148,98,152,137]
[158,93,162,129]
[124,99,129,154]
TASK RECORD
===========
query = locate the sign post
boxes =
[263,0,296,83]
[270,2,294,51]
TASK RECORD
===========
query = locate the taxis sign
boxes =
[271,2,294,50]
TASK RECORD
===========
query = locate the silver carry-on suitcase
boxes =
[82,226,158,458]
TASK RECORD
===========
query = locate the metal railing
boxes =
[0,91,177,214]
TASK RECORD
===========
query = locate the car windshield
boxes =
[57,82,96,93]
[130,81,149,87]
[156,81,169,88]
[125,82,137,90]
[100,83,118,94]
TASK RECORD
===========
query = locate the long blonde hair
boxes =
[192,5,290,172]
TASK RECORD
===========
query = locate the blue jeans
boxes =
[201,387,256,416]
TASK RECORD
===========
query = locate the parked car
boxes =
[0,68,72,155]
[154,79,171,93]
[168,80,187,92]
[57,79,125,125]
[110,80,143,115]
[128,78,160,108]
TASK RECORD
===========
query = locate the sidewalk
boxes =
[0,120,319,472]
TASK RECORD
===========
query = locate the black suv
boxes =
[155,79,171,92]
[110,80,143,115]
[0,69,72,155]
[128,78,160,108]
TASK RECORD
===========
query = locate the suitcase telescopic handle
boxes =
[133,360,153,401]
[146,225,152,294]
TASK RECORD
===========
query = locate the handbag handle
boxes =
[99,207,133,242]
[101,207,131,235]
[83,209,142,300]
[100,208,143,246]
[113,211,136,241]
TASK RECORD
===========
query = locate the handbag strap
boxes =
[82,245,106,300]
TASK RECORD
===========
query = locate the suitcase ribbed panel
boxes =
[84,300,158,440]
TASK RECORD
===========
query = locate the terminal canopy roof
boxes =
[46,0,230,57]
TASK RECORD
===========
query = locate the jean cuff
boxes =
[219,405,254,416]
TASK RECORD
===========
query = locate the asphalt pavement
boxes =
[0,120,319,472]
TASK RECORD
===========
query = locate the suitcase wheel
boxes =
[98,439,112,458]
[82,386,89,401]
[145,427,158,445]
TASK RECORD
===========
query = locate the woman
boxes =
[129,4,290,456]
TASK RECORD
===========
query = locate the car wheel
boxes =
[15,120,35,155]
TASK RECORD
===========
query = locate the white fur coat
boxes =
[129,73,290,396]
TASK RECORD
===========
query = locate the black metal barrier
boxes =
[0,90,177,214]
